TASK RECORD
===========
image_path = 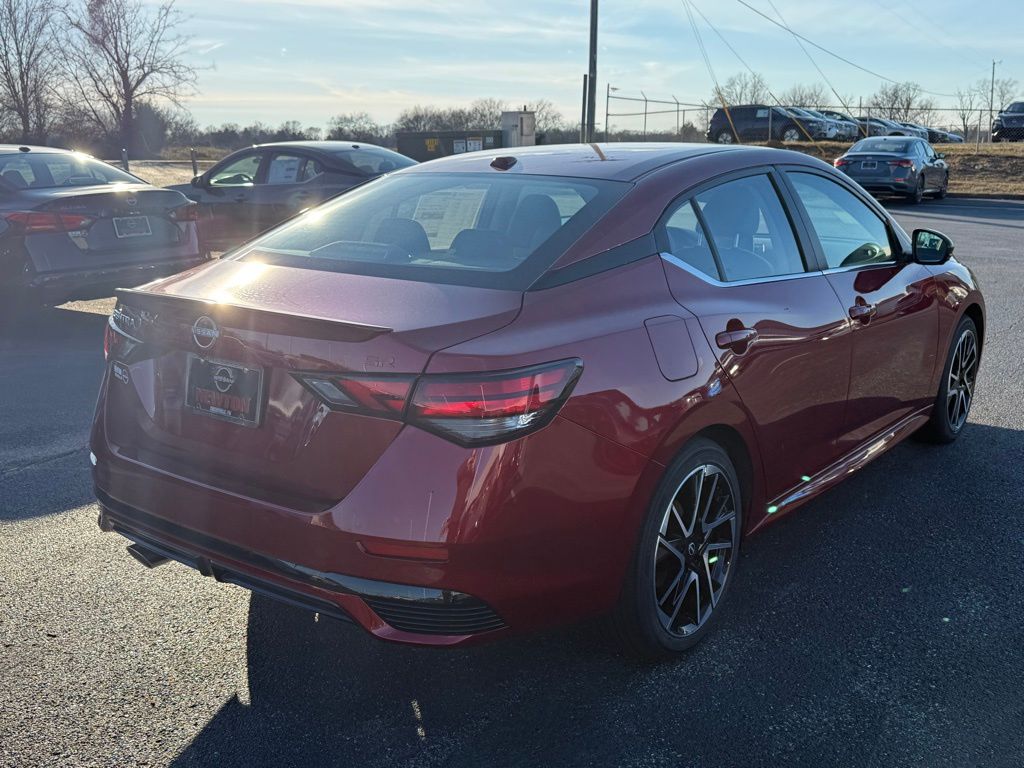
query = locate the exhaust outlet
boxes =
[126,543,170,569]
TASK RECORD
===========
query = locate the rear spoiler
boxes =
[115,288,392,344]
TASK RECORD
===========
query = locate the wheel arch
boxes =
[963,302,985,354]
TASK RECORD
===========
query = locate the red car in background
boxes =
[93,143,984,656]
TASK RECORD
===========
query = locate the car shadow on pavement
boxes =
[169,422,1024,768]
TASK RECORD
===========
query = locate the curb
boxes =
[947,193,1024,201]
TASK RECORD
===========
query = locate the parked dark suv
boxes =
[706,105,827,144]
[992,102,1024,142]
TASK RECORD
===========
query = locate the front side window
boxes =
[236,172,626,290]
[210,152,261,186]
[692,174,806,282]
[788,172,893,269]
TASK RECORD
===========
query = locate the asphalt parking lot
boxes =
[1,198,1022,767]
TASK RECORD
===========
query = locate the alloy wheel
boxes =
[946,328,978,432]
[782,128,800,142]
[653,464,738,637]
[716,131,735,144]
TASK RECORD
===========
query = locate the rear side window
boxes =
[238,172,627,290]
[691,175,806,282]
[331,147,416,176]
[662,200,719,279]
[788,172,892,269]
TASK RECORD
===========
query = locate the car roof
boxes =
[253,141,390,152]
[400,142,754,182]
[0,144,78,155]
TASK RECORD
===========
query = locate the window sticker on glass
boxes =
[267,156,302,184]
[411,187,487,248]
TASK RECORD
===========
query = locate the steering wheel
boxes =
[839,242,886,268]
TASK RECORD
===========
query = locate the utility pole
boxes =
[585,0,598,142]
[989,58,1002,142]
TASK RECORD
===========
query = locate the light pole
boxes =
[585,0,598,142]
[605,83,618,141]
[989,58,1002,142]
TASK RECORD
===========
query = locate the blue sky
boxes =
[175,0,1020,130]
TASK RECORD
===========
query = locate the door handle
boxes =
[848,302,877,323]
[715,327,758,353]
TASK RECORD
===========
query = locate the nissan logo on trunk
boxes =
[192,316,219,349]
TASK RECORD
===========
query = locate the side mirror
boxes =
[937,152,945,159]
[913,228,954,264]
[191,175,206,188]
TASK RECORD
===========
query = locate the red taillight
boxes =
[294,359,583,446]
[888,159,914,168]
[833,158,850,168]
[103,319,124,360]
[296,373,415,416]
[170,202,200,222]
[4,211,95,234]
[408,360,583,446]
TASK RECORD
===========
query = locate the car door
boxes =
[658,170,852,500]
[195,149,264,249]
[783,169,939,452]
[248,151,330,233]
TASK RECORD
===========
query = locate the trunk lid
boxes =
[843,153,906,179]
[19,184,193,272]
[103,260,522,510]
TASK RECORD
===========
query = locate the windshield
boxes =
[237,172,628,289]
[1004,102,1024,113]
[0,152,139,190]
[851,138,911,153]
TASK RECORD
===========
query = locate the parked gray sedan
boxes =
[833,136,949,204]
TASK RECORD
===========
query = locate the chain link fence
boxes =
[605,90,1004,146]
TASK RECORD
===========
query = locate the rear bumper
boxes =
[23,253,209,302]
[90,378,654,646]
[846,177,915,195]
[97,488,505,638]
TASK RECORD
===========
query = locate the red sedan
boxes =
[93,143,984,656]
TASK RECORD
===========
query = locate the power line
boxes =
[762,0,863,132]
[679,0,741,142]
[685,0,821,145]
[734,0,957,98]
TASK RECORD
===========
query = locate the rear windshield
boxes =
[851,139,910,153]
[331,147,417,176]
[237,172,628,289]
[0,152,138,190]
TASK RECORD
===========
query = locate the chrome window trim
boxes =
[660,252,821,288]
[822,260,900,275]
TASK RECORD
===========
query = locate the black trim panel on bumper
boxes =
[95,487,506,636]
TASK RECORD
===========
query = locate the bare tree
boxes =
[954,88,979,136]
[327,112,388,143]
[0,0,58,143]
[778,83,828,108]
[869,82,925,121]
[714,73,770,106]
[525,99,566,132]
[61,0,197,154]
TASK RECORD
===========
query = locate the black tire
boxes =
[611,437,743,658]
[918,316,979,444]
[715,130,735,145]
[930,174,949,199]
[906,175,925,204]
